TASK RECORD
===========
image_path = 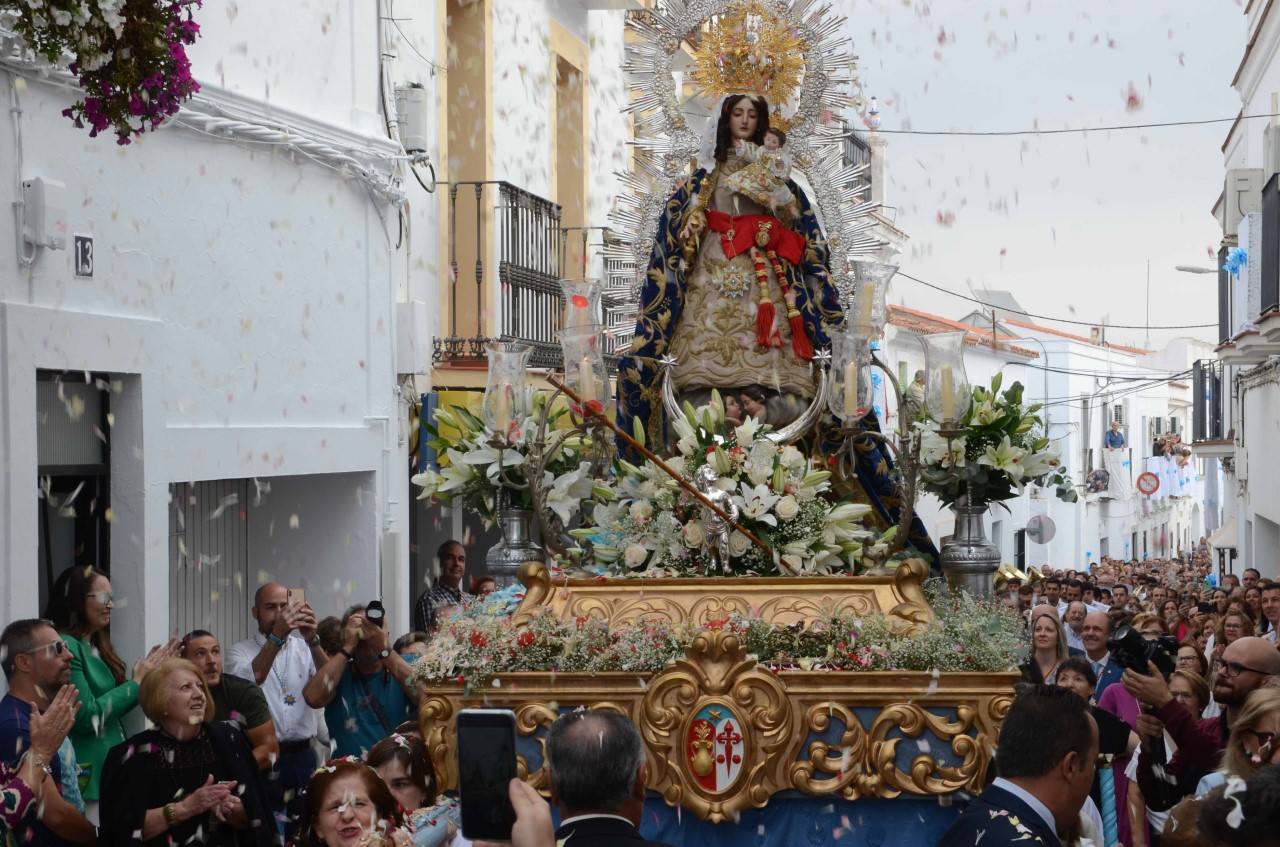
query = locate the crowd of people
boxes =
[6,541,1280,847]
[954,554,1280,846]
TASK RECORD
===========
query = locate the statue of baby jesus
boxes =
[720,128,800,222]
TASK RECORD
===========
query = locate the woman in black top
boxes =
[1056,657,1140,807]
[98,658,273,847]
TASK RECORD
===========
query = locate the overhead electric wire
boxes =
[1005,361,1190,381]
[897,272,1218,331]
[1034,369,1194,411]
[866,112,1280,138]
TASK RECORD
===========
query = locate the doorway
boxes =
[36,371,113,615]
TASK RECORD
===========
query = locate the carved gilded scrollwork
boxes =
[420,568,1016,823]
[419,696,456,793]
[788,702,875,799]
[513,559,934,634]
[640,629,794,823]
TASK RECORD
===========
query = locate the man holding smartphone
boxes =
[225,583,328,840]
[304,603,419,757]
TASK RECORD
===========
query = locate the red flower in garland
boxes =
[517,630,536,648]
[470,631,488,648]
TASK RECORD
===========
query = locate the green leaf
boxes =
[990,372,1003,394]
[632,415,646,448]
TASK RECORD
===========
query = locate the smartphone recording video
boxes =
[457,708,518,841]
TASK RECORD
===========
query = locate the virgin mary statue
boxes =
[616,94,841,435]
[614,94,938,562]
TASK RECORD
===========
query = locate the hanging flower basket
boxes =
[7,0,203,144]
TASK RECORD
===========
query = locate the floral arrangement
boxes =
[6,0,203,144]
[411,392,598,528]
[573,393,893,577]
[411,582,1025,689]
[915,374,1077,507]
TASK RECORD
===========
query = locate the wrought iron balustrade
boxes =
[1192,358,1226,442]
[433,181,629,375]
[434,181,564,368]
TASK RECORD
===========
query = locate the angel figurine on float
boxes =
[612,0,939,564]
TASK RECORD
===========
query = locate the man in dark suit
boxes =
[1081,611,1124,696]
[546,710,673,847]
[939,685,1098,847]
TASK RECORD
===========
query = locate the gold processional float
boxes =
[408,1,1071,841]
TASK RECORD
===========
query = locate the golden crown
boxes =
[690,0,808,124]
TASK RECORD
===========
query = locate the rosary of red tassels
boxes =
[748,246,782,349]
[765,249,814,361]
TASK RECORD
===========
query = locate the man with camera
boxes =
[304,601,420,758]
[1123,636,1280,807]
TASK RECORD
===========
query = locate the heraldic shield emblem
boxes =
[686,702,746,794]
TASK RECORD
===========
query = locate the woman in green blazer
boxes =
[57,566,172,813]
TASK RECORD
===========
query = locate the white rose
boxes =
[774,495,800,521]
[779,445,806,470]
[629,500,654,523]
[682,521,705,548]
[728,532,750,557]
[623,544,649,569]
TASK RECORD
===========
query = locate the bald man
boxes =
[1063,602,1088,653]
[1125,636,1280,804]
[225,583,327,839]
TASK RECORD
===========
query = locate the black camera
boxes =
[365,599,386,626]
[1106,624,1178,677]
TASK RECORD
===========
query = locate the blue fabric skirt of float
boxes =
[633,795,959,847]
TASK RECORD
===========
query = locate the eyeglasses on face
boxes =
[87,591,114,605]
[1219,660,1268,678]
[23,640,66,658]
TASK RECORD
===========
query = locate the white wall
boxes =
[246,472,380,622]
[492,0,554,198]
[0,0,439,659]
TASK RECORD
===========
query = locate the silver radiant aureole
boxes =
[659,352,831,446]
[607,0,883,308]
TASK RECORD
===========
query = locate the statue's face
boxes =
[729,98,758,140]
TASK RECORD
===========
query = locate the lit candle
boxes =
[579,356,596,403]
[843,360,858,419]
[940,365,955,422]
[858,284,875,329]
[494,384,512,434]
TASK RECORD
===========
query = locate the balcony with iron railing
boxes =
[432,181,628,374]
[1191,358,1233,457]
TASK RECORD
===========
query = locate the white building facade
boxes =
[0,2,446,657]
[1200,0,1280,580]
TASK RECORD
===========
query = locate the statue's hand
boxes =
[679,211,705,243]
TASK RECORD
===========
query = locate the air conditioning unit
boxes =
[1224,168,1264,236]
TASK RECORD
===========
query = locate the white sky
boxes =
[844,0,1247,349]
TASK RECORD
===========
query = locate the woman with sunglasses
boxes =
[55,566,177,820]
[1158,688,1280,847]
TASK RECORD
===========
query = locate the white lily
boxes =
[1021,445,1062,478]
[458,441,525,483]
[410,469,443,500]
[734,482,780,526]
[437,449,477,492]
[733,416,762,446]
[920,428,966,468]
[543,462,594,525]
[977,435,1026,482]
